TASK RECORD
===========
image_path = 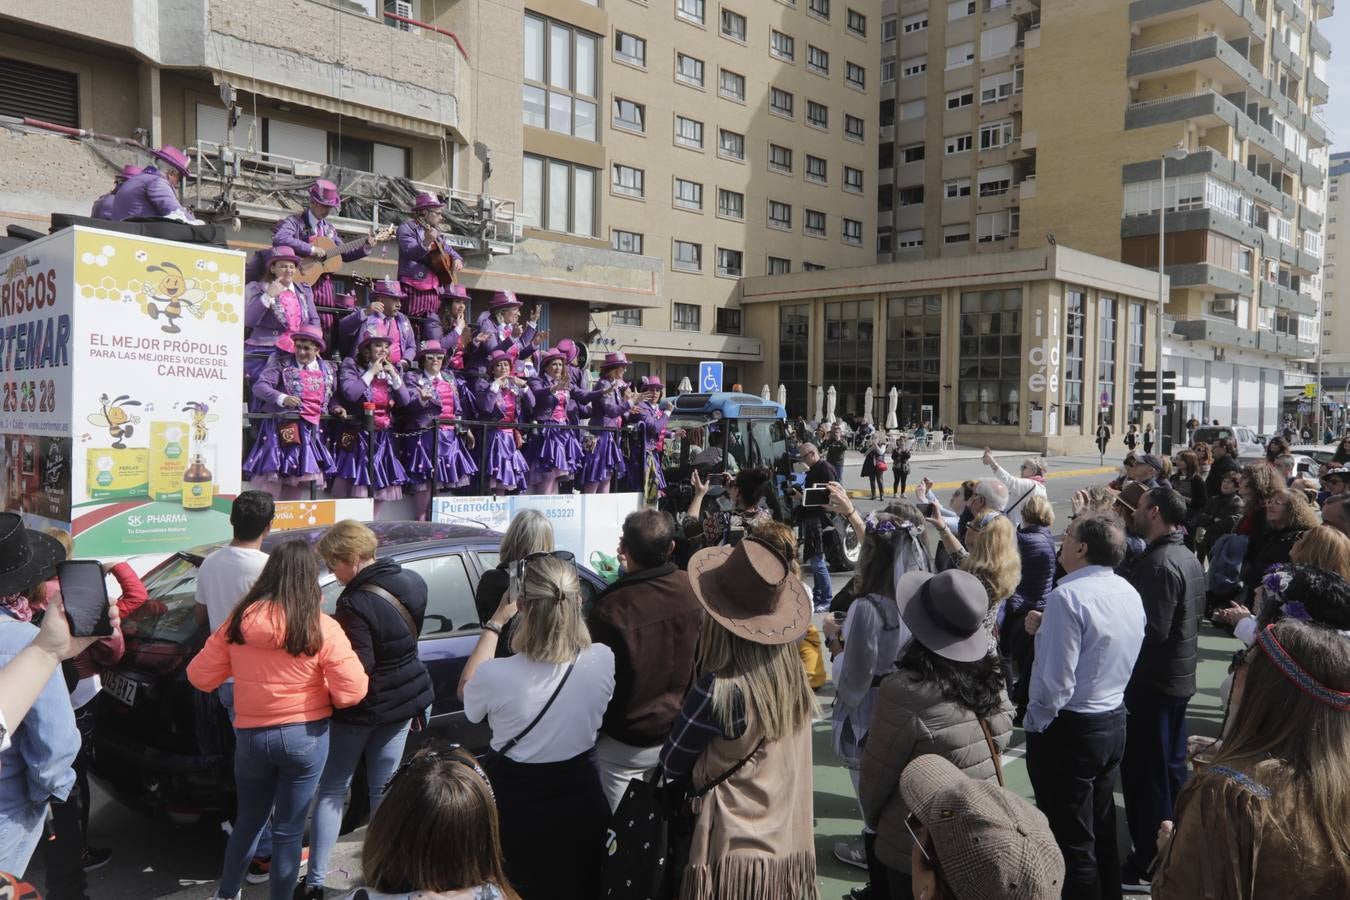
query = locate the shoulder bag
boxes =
[978,718,1005,787]
[361,583,428,732]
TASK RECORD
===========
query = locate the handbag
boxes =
[979,718,1005,787]
[875,459,888,473]
[362,584,428,732]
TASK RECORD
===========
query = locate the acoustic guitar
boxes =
[425,233,462,286]
[294,226,396,286]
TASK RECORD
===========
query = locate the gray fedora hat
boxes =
[895,568,991,662]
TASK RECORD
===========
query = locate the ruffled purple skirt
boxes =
[579,431,626,485]
[242,418,335,484]
[486,428,530,491]
[332,427,406,499]
[523,426,583,481]
[400,426,477,489]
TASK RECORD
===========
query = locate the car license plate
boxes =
[103,671,139,707]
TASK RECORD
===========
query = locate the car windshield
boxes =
[1192,427,1233,444]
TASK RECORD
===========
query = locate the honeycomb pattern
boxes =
[81,272,244,325]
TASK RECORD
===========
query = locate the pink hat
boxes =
[276,323,327,355]
[308,179,341,207]
[152,145,191,176]
[371,278,404,298]
[267,245,302,268]
[488,349,514,368]
[439,283,470,299]
[641,375,663,391]
[356,321,393,352]
[412,192,444,212]
[489,290,522,310]
[338,292,358,309]
[117,165,143,182]
[540,348,567,369]
[599,352,630,373]
[416,339,446,359]
[555,338,579,362]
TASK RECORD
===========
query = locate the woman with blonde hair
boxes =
[661,536,819,899]
[1289,524,1350,581]
[457,555,615,900]
[473,510,553,658]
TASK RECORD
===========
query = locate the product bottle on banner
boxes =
[181,454,214,510]
[149,422,190,500]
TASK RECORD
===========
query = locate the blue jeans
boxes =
[217,720,329,900]
[807,553,832,607]
[305,719,411,888]
[0,801,46,876]
[217,683,272,860]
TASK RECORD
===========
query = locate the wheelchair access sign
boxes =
[699,361,724,392]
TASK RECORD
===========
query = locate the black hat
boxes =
[0,513,66,596]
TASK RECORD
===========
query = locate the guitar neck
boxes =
[332,236,369,256]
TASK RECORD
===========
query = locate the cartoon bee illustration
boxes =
[182,401,219,444]
[87,394,142,449]
[143,262,207,334]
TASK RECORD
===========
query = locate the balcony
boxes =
[1121,208,1263,247]
[1274,0,1307,28]
[1129,0,1265,34]
[1311,0,1334,16]
[1262,332,1318,358]
[1007,130,1037,160]
[1125,89,1241,133]
[1127,35,1263,94]
[1174,318,1260,349]
[1167,263,1254,295]
[1308,71,1330,104]
[1122,148,1295,216]
[1259,280,1318,315]
[1311,24,1332,56]
[1299,205,1324,232]
[1011,0,1041,15]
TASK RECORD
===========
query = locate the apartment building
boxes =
[862,0,1331,443]
[520,0,877,389]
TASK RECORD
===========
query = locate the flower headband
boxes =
[1256,625,1350,711]
[864,513,899,536]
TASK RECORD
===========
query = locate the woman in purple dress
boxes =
[243,246,320,383]
[396,192,464,319]
[397,339,479,519]
[463,292,540,374]
[474,351,530,496]
[420,283,471,369]
[243,323,344,499]
[577,353,636,494]
[623,375,669,498]
[522,349,584,495]
[332,323,409,511]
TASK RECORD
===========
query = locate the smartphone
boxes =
[56,560,113,638]
[802,485,830,508]
[918,502,937,518]
[707,473,726,487]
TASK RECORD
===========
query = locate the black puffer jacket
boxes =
[1125,530,1206,698]
[331,558,434,727]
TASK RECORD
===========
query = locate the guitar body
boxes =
[426,239,459,287]
[293,226,396,286]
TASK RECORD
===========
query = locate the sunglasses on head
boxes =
[511,549,575,579]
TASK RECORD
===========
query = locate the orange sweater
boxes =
[187,603,369,729]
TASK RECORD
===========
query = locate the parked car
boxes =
[1237,453,1317,477]
[91,521,607,820]
[1192,425,1264,458]
[1289,444,1338,468]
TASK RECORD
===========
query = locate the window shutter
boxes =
[0,58,78,127]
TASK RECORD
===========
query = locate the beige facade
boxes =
[1322,152,1350,357]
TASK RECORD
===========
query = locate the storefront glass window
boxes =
[824,300,875,420]
[958,289,1021,426]
[1063,289,1085,428]
[886,295,942,427]
[779,304,810,416]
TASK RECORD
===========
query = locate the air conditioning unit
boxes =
[1211,297,1237,314]
[391,0,414,30]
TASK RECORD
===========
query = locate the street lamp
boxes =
[1158,143,1189,452]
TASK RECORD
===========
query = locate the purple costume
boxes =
[271,212,370,309]
[336,309,416,364]
[463,314,538,374]
[576,383,630,485]
[243,280,321,382]
[109,166,187,220]
[91,192,117,220]
[333,357,409,500]
[396,370,479,489]
[244,353,338,485]
[522,377,584,482]
[396,219,463,318]
[474,380,530,492]
[624,400,669,495]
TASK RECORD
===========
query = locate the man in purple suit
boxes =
[110,146,202,223]
[91,165,142,219]
[270,180,373,308]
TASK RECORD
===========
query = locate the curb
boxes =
[847,465,1117,499]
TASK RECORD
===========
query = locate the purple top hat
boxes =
[338,292,358,309]
[488,349,514,369]
[412,192,444,212]
[489,290,522,311]
[416,339,446,359]
[555,338,579,362]
[267,245,302,268]
[117,165,143,182]
[599,352,631,373]
[152,145,191,176]
[309,179,341,208]
[371,278,405,298]
[438,283,470,300]
[356,321,394,353]
[640,375,664,391]
[539,348,567,369]
[276,323,327,355]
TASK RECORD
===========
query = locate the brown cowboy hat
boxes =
[1113,480,1149,514]
[688,536,811,645]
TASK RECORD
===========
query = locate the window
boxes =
[1097,296,1117,424]
[846,62,865,89]
[523,15,599,140]
[522,154,598,236]
[769,200,793,229]
[611,229,644,253]
[674,178,704,210]
[842,218,863,245]
[716,248,743,277]
[807,101,829,129]
[902,57,927,78]
[717,188,744,219]
[1063,289,1085,427]
[720,8,747,41]
[1126,302,1144,417]
[673,243,702,273]
[899,185,924,206]
[979,23,1017,60]
[808,0,829,19]
[613,97,645,132]
[948,0,975,20]
[808,45,830,74]
[847,8,866,36]
[844,114,864,141]
[944,177,971,198]
[779,303,810,412]
[896,229,923,248]
[878,186,894,211]
[946,42,975,69]
[677,0,705,24]
[899,98,925,120]
[882,57,896,84]
[945,134,973,155]
[880,142,894,168]
[958,288,1022,426]
[805,209,827,236]
[882,15,897,41]
[770,87,794,117]
[400,555,476,637]
[673,300,702,327]
[327,134,409,176]
[611,308,643,325]
[977,164,1012,197]
[806,155,828,183]
[716,308,743,333]
[676,52,705,87]
[902,12,928,33]
[675,115,704,149]
[718,129,745,160]
[980,72,1015,104]
[976,210,1012,242]
[844,166,863,193]
[719,68,746,101]
[901,143,925,163]
[804,262,826,271]
[0,58,78,128]
[612,163,645,198]
[880,99,895,127]
[771,30,795,61]
[946,89,973,109]
[769,144,793,173]
[979,119,1014,149]
[885,295,941,427]
[943,222,969,243]
[768,256,792,275]
[824,300,874,423]
[615,31,647,66]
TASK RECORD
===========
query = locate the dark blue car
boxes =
[91,521,605,821]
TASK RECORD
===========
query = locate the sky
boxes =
[1323,10,1350,153]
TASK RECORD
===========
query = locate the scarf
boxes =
[0,592,34,622]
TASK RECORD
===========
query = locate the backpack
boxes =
[1207,533,1249,595]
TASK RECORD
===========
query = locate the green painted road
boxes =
[810,621,1235,898]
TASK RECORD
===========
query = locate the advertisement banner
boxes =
[430,493,642,570]
[271,498,375,532]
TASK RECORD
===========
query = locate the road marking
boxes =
[849,466,1117,498]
